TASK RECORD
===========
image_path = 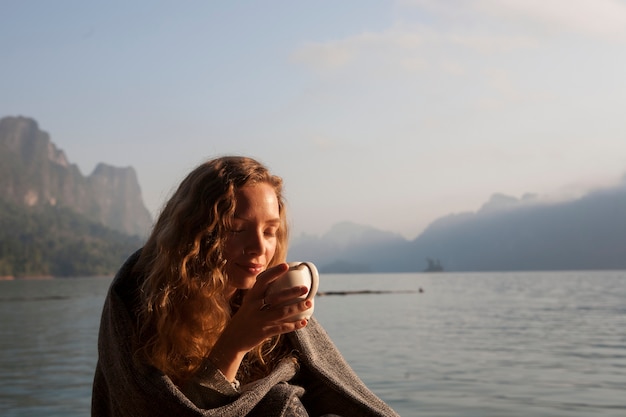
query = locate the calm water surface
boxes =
[1,271,625,416]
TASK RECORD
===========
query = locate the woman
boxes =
[92,156,399,417]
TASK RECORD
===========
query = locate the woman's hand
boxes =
[207,263,311,381]
[230,263,312,348]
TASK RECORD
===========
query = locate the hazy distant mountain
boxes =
[289,221,414,272]
[410,182,626,271]
[290,183,626,272]
[0,116,152,236]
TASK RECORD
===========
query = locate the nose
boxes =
[244,229,265,256]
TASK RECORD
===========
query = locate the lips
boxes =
[237,262,264,275]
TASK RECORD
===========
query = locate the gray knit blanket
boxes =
[92,251,400,417]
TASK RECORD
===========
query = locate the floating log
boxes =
[317,289,422,296]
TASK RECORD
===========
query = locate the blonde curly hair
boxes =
[134,156,290,385]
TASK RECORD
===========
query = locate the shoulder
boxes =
[108,248,144,314]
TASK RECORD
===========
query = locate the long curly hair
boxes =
[134,156,290,385]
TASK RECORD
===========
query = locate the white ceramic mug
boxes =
[266,262,319,320]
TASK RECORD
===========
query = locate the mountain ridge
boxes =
[289,181,626,272]
[0,115,152,237]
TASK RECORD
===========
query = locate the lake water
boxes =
[1,271,625,416]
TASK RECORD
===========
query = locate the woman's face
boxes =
[223,182,280,295]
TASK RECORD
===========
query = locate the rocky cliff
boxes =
[0,116,152,236]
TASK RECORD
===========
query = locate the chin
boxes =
[227,275,257,291]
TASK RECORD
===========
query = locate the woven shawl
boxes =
[91,251,400,417]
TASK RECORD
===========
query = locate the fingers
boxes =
[262,285,308,309]
[239,301,311,345]
[225,304,309,354]
[261,298,313,322]
[262,318,308,336]
[247,263,289,299]
[256,263,289,285]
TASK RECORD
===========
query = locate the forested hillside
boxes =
[0,195,143,278]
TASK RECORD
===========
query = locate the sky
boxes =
[2,0,626,239]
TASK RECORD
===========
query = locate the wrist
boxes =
[208,338,247,382]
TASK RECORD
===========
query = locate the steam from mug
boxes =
[266,262,319,320]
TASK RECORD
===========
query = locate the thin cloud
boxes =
[438,0,626,42]
[446,33,538,54]
[290,29,426,73]
[400,0,626,38]
[290,23,539,75]
[402,0,626,42]
[475,0,626,41]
